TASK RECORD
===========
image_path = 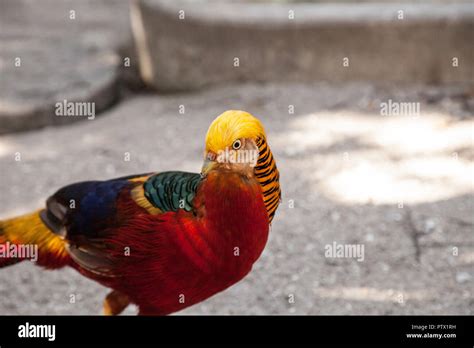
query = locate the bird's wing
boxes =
[40,171,202,277]
[143,171,201,212]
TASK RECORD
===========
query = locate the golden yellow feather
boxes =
[205,110,266,153]
[0,211,69,268]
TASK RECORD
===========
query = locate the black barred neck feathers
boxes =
[254,137,281,223]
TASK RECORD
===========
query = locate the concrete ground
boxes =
[0,82,472,315]
[0,0,132,133]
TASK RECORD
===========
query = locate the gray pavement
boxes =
[0,82,472,314]
[0,0,132,133]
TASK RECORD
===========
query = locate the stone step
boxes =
[0,0,135,134]
[132,0,473,91]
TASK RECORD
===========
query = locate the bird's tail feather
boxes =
[0,210,70,269]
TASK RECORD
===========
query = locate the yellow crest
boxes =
[205,110,266,153]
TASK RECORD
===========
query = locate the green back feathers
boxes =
[143,172,201,212]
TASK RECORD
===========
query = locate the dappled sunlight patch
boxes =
[278,110,473,205]
[274,111,378,154]
[323,156,472,204]
[314,286,435,302]
[374,114,472,154]
[0,139,14,158]
[458,252,474,266]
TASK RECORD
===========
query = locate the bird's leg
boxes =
[103,290,130,315]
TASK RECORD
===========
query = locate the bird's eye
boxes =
[232,139,242,150]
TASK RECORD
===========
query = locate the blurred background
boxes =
[0,0,472,315]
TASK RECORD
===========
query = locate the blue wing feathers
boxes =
[44,180,131,238]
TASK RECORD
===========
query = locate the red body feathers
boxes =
[75,171,269,315]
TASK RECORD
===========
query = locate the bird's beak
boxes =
[201,152,217,177]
